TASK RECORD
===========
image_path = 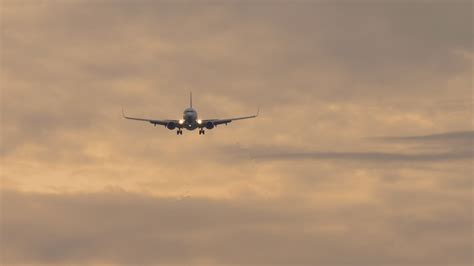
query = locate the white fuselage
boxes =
[182,107,199,130]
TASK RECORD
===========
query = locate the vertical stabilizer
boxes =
[190,92,193,108]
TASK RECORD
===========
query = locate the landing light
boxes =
[179,120,184,124]
[197,119,202,124]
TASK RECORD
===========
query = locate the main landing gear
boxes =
[176,129,183,135]
[199,129,205,135]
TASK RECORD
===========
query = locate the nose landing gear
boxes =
[199,129,205,135]
[176,129,183,135]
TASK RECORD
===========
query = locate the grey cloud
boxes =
[222,130,474,163]
[253,150,473,162]
[2,1,471,99]
[210,131,474,168]
[2,189,471,265]
[373,130,474,142]
[436,99,473,113]
[1,2,472,264]
[1,1,471,152]
[370,130,474,155]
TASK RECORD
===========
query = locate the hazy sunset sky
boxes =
[1,1,472,265]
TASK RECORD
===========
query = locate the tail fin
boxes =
[190,92,193,108]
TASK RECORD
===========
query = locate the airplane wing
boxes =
[202,108,259,126]
[122,109,178,126]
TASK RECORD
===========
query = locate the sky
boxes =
[1,1,473,265]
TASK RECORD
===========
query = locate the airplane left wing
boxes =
[122,109,178,126]
[202,108,259,126]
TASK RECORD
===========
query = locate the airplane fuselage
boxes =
[181,107,199,130]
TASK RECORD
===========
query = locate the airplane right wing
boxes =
[122,109,179,127]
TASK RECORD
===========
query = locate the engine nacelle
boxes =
[166,122,177,130]
[205,121,215,129]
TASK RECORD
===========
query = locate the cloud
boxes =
[1,2,472,265]
[373,130,474,142]
[222,130,474,163]
[2,188,472,265]
[371,130,474,156]
[253,150,473,162]
[1,1,471,187]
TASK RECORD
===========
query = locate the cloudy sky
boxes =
[1,1,472,265]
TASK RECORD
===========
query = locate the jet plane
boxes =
[122,93,259,135]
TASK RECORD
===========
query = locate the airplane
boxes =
[122,93,259,135]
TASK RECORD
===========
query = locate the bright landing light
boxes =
[197,119,202,124]
[179,120,184,124]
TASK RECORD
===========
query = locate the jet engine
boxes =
[166,122,177,130]
[205,121,215,129]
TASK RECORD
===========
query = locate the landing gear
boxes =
[199,129,205,135]
[176,129,183,135]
